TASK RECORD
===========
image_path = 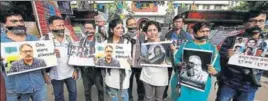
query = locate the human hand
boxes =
[44,74,51,85]
[72,70,78,80]
[227,49,234,58]
[208,64,217,76]
[55,49,61,58]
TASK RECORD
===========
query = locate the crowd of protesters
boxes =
[0,8,267,101]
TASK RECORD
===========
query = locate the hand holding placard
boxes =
[55,49,60,58]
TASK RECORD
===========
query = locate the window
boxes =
[215,5,222,10]
[203,4,210,10]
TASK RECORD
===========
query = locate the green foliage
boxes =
[230,1,268,11]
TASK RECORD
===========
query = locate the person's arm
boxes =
[72,66,78,80]
[208,45,221,76]
[174,44,184,66]
[219,36,235,67]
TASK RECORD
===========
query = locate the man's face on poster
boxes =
[154,46,161,56]
[20,45,33,61]
[105,46,113,59]
[187,56,202,77]
[234,46,241,52]
[247,39,257,47]
[256,49,264,56]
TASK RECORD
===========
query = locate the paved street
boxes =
[47,74,268,101]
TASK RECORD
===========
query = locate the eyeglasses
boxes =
[22,50,33,53]
[105,50,113,53]
[248,19,265,24]
[85,27,94,30]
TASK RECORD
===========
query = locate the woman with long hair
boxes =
[103,19,132,101]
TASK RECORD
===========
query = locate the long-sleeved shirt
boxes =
[1,33,45,94]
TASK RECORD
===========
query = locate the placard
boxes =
[95,43,131,68]
[140,41,172,67]
[180,48,213,92]
[228,37,268,70]
[68,42,95,66]
[1,40,57,76]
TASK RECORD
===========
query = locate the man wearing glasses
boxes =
[9,44,47,73]
[216,10,267,101]
[97,45,120,67]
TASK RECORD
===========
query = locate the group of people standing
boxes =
[0,9,267,101]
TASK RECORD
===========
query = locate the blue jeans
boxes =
[51,77,77,101]
[107,87,129,101]
[6,86,46,101]
[216,84,257,101]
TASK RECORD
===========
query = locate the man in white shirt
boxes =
[44,16,78,101]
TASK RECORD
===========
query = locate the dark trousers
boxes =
[129,68,144,101]
[81,67,104,101]
[163,68,173,98]
[51,77,77,101]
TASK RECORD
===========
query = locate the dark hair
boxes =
[238,37,243,40]
[48,16,64,25]
[245,47,253,52]
[192,22,211,34]
[19,43,33,51]
[139,20,148,32]
[126,17,136,26]
[259,41,267,47]
[108,19,123,38]
[2,9,23,23]
[105,45,113,50]
[235,45,241,49]
[173,14,184,22]
[257,48,264,52]
[143,21,161,32]
[248,38,257,44]
[154,45,162,55]
[84,21,96,29]
[244,10,267,22]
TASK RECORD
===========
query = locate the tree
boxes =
[230,1,268,11]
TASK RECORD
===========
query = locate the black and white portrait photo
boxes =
[180,48,213,91]
[140,41,172,67]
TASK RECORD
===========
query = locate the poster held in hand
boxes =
[229,37,268,70]
[68,42,95,66]
[180,48,213,92]
[140,41,172,67]
[1,40,57,76]
[95,43,131,69]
